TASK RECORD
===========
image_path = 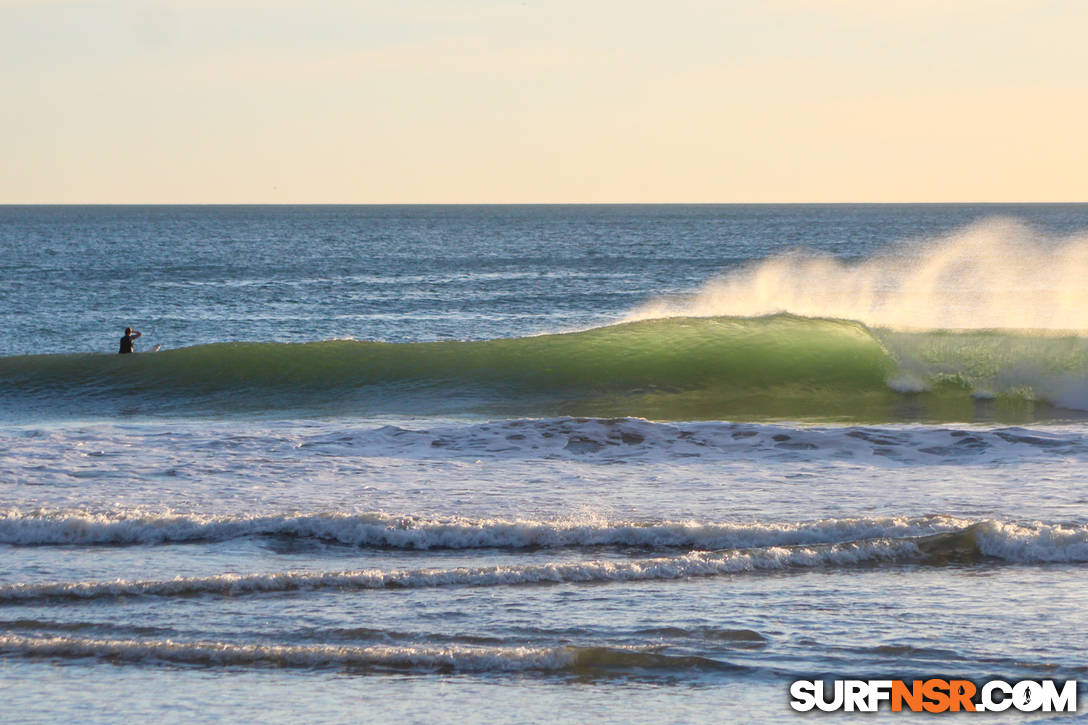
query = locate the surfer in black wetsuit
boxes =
[119,327,141,354]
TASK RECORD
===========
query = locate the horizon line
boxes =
[2,201,1087,207]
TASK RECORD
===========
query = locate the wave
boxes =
[0,541,927,603]
[0,313,890,420]
[5,312,1088,422]
[1,520,1083,604]
[0,634,733,674]
[0,510,966,548]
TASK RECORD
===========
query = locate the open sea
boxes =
[2,204,1087,722]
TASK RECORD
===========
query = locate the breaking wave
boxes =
[7,221,1088,422]
[3,314,1088,422]
[0,510,965,548]
[1,520,1083,604]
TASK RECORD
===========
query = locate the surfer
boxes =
[119,327,142,354]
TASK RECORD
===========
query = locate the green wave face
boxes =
[2,314,1085,423]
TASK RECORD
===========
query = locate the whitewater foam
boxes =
[0,509,967,548]
[974,520,1088,562]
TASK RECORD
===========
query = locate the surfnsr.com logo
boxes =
[789,679,1078,713]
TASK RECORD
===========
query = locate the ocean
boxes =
[2,204,1087,722]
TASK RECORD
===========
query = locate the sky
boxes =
[2,0,1086,203]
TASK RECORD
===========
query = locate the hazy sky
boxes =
[3,0,1086,202]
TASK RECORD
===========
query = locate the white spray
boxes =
[627,219,1088,332]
